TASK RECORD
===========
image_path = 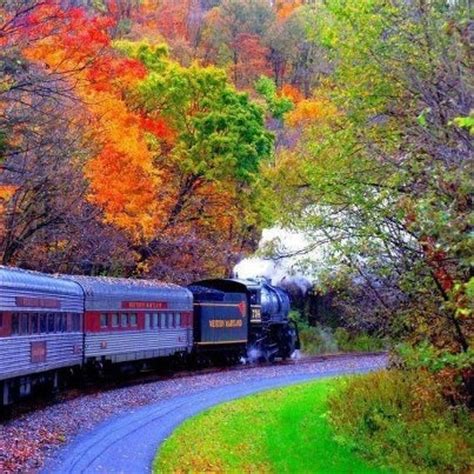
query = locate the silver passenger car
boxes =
[64,276,193,365]
[0,266,84,405]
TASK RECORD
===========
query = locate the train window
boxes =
[145,313,151,330]
[12,314,19,335]
[100,314,108,328]
[153,313,159,329]
[111,313,119,328]
[59,314,67,332]
[68,313,77,332]
[160,313,166,328]
[30,314,39,334]
[39,314,47,333]
[47,313,55,333]
[130,313,137,326]
[20,313,29,334]
[121,313,128,327]
[175,313,181,328]
[167,313,173,328]
[72,313,81,332]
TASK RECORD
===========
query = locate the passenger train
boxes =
[0,266,299,406]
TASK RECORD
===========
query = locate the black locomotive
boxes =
[190,279,299,363]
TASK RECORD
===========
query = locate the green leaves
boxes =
[264,0,473,353]
[255,75,294,120]
[450,114,474,135]
[131,44,273,184]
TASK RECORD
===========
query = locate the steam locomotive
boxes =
[0,266,299,406]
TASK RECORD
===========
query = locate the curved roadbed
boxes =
[42,355,387,474]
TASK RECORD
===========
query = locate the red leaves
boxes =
[231,33,272,87]
[2,2,113,52]
[420,236,454,293]
[140,116,175,143]
[87,57,147,92]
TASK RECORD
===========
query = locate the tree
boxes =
[199,0,275,87]
[255,75,294,121]
[0,1,99,265]
[115,41,274,279]
[267,0,473,352]
[265,5,328,94]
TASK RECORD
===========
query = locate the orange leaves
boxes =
[276,0,304,21]
[81,85,163,239]
[0,185,16,201]
[20,4,168,240]
[85,142,160,240]
[0,185,16,213]
[0,185,16,227]
[285,98,340,127]
[280,84,304,104]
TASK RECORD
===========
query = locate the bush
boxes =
[334,327,386,352]
[299,325,339,355]
[328,370,474,473]
[392,343,474,407]
[291,312,387,355]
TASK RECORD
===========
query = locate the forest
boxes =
[0,0,472,469]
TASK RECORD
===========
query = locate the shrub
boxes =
[334,327,387,352]
[299,325,339,355]
[392,342,474,407]
[328,370,474,473]
[291,312,387,355]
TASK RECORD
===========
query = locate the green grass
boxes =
[154,378,387,473]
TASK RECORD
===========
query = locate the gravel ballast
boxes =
[0,353,387,473]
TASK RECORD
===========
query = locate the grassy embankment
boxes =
[155,373,473,473]
[154,378,385,473]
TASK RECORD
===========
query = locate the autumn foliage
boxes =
[0,0,279,279]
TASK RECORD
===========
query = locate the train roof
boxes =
[62,275,189,299]
[0,266,83,296]
[193,278,264,292]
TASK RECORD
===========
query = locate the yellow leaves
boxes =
[285,98,340,127]
[0,185,16,221]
